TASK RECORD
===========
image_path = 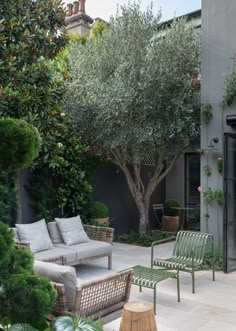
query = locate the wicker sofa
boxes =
[34,257,132,319]
[13,221,114,269]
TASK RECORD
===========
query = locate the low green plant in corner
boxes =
[202,249,223,271]
[90,201,109,219]
[163,200,180,217]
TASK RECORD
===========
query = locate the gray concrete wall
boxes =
[201,0,236,245]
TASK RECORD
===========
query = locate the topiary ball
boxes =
[0,118,41,171]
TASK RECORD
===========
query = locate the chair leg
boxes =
[108,254,112,270]
[192,270,195,294]
[212,242,215,281]
[177,270,180,302]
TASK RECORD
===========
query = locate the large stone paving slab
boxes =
[74,242,236,331]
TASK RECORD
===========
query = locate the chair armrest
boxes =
[50,282,68,318]
[151,236,176,266]
[15,241,31,248]
[72,269,133,319]
[151,236,176,247]
[83,224,114,244]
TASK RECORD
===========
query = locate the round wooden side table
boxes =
[119,301,158,331]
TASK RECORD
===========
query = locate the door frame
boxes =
[223,133,236,273]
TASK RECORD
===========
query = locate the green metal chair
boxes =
[151,231,215,293]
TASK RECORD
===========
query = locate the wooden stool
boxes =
[119,301,158,331]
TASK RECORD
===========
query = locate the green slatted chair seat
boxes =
[153,257,202,271]
[151,231,215,293]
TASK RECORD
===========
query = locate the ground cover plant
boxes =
[66,3,200,233]
[116,230,174,247]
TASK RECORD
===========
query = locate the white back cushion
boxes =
[55,215,89,246]
[47,222,63,244]
[16,219,54,253]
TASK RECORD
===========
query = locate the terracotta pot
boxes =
[162,215,179,232]
[93,217,109,225]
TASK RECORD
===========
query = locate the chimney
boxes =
[79,0,86,13]
[73,1,79,14]
[67,3,73,16]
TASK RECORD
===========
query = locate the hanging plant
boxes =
[201,104,213,124]
[203,187,214,205]
[203,164,212,177]
[214,189,224,206]
[217,157,223,174]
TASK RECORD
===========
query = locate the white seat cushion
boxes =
[16,219,53,253]
[34,247,76,265]
[55,240,112,260]
[55,216,89,245]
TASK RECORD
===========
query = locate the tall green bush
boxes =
[0,222,56,325]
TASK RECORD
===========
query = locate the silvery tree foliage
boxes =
[66,3,200,233]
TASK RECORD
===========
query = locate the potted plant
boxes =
[90,201,109,226]
[162,199,180,232]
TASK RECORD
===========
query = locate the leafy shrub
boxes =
[116,230,174,247]
[0,222,56,325]
[90,201,109,218]
[202,249,223,271]
[163,200,180,217]
[0,119,41,172]
[51,314,103,331]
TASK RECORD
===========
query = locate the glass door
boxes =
[185,153,200,230]
[224,133,236,273]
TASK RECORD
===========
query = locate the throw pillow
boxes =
[47,222,63,244]
[55,215,89,246]
[16,219,54,253]
[34,260,77,310]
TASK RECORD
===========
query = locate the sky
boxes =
[65,0,201,22]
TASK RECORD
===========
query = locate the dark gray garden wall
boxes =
[19,166,165,234]
[92,164,166,235]
[201,0,236,245]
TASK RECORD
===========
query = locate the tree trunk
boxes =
[138,200,150,233]
[111,150,179,233]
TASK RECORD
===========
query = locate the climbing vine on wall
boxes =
[223,56,236,107]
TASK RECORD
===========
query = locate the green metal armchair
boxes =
[151,230,215,293]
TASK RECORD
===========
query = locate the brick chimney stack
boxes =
[73,1,79,14]
[67,3,73,16]
[79,0,86,13]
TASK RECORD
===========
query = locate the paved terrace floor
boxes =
[75,242,236,331]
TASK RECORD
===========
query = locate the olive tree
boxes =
[66,3,200,233]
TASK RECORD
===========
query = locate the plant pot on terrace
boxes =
[162,199,180,232]
[90,201,109,226]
